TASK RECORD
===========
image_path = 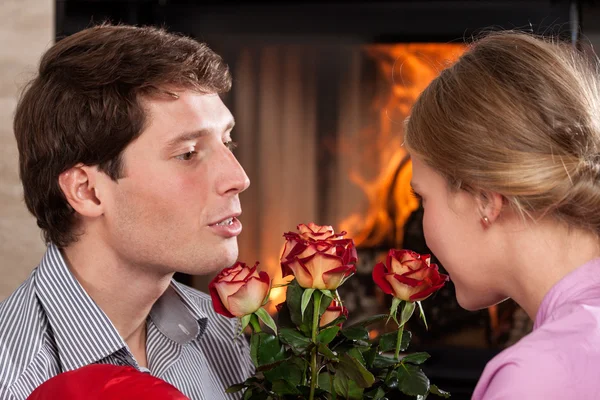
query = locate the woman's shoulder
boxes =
[472,323,600,399]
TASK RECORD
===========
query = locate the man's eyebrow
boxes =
[165,120,236,149]
[166,129,211,149]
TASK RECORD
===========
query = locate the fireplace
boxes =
[57,1,577,397]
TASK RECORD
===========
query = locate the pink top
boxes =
[472,258,600,399]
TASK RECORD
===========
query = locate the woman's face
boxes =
[409,154,508,310]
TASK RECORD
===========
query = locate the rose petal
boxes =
[213,280,245,308]
[372,262,394,295]
[227,276,270,317]
[300,252,344,290]
[322,264,354,290]
[286,259,314,288]
[386,274,418,301]
[208,280,235,318]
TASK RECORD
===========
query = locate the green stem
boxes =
[309,291,323,400]
[249,314,262,333]
[395,302,404,360]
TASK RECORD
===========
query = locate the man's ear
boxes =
[476,191,504,224]
[58,164,104,218]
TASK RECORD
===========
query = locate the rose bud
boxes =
[320,299,349,327]
[209,262,271,318]
[372,249,449,302]
[297,223,337,241]
[281,223,357,290]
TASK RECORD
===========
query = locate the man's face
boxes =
[97,89,250,275]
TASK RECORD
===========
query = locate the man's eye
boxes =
[225,141,238,151]
[175,151,197,161]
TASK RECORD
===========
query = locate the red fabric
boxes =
[27,364,190,400]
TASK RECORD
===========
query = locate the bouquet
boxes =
[209,223,450,400]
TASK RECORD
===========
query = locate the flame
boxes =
[340,43,466,247]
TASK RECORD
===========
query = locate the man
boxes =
[0,23,253,400]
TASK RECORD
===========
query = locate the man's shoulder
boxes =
[0,271,49,389]
[0,272,41,339]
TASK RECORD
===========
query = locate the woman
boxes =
[405,31,600,399]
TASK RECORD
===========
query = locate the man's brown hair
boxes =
[13,23,232,247]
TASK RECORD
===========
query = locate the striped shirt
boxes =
[0,244,254,400]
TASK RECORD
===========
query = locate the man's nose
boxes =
[217,148,250,196]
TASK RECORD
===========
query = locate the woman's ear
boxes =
[476,191,504,226]
[58,164,104,218]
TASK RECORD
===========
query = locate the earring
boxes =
[482,216,490,225]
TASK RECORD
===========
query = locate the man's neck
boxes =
[60,238,174,367]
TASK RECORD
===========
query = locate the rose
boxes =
[281,223,357,290]
[209,262,271,318]
[298,222,337,240]
[372,249,448,302]
[320,299,349,327]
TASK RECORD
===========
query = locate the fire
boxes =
[339,43,466,248]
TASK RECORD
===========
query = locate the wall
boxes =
[0,0,53,300]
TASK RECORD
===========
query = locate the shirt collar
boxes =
[150,281,209,344]
[35,243,209,371]
[34,244,125,372]
[534,257,600,329]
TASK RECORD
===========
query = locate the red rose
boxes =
[209,262,271,318]
[319,299,349,327]
[372,249,448,302]
[281,223,357,290]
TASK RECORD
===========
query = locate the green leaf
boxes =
[318,372,333,394]
[317,326,340,345]
[430,384,451,398]
[417,301,429,330]
[384,369,399,388]
[337,353,376,388]
[333,372,364,400]
[363,347,377,369]
[347,314,389,328]
[270,380,302,395]
[401,352,430,365]
[301,288,316,319]
[279,328,311,352]
[286,279,307,329]
[347,347,365,365]
[400,301,416,327]
[226,383,246,393]
[389,297,402,324]
[317,343,339,361]
[397,364,430,396]
[342,326,370,341]
[250,332,285,367]
[320,289,334,299]
[250,334,259,366]
[378,330,412,352]
[364,386,386,400]
[255,308,277,335]
[372,354,398,369]
[240,314,252,334]
[263,356,304,386]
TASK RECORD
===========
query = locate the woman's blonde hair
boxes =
[405,31,600,233]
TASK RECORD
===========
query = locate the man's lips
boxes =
[209,216,243,238]
[209,213,241,226]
